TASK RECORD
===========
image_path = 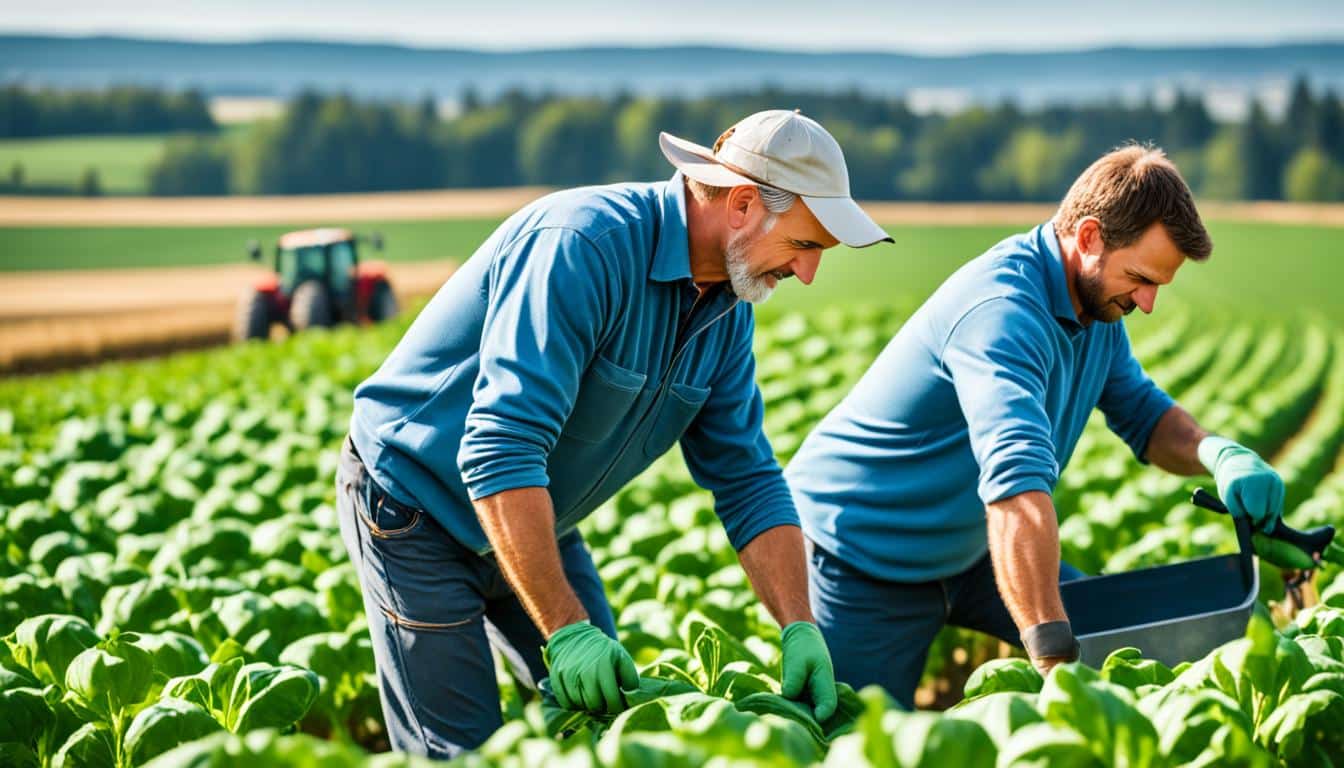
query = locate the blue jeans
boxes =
[807,538,1084,710]
[336,437,617,758]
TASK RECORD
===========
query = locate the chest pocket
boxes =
[561,355,646,444]
[642,381,711,458]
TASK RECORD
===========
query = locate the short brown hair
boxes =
[1055,144,1212,261]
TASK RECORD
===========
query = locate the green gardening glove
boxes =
[779,621,837,720]
[1198,436,1285,533]
[543,621,639,714]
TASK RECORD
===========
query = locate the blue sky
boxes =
[2,0,1342,53]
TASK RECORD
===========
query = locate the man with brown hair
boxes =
[786,144,1288,708]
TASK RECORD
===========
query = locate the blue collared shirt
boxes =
[350,172,796,554]
[786,222,1174,583]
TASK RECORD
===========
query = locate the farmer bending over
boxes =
[786,145,1288,708]
[337,109,892,757]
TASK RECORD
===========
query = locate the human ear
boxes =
[726,185,758,230]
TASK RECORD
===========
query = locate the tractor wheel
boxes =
[368,280,399,323]
[233,288,272,342]
[290,280,334,331]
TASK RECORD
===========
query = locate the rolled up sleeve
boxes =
[458,227,616,500]
[1097,324,1175,463]
[942,299,1059,505]
[680,310,798,551]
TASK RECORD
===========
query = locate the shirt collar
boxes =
[1038,219,1083,331]
[649,171,693,283]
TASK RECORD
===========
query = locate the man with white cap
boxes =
[338,109,892,757]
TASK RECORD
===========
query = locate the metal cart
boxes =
[1062,489,1336,668]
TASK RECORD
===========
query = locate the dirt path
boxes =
[0,260,457,375]
[4,191,1343,228]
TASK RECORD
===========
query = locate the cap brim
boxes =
[802,195,894,248]
[659,132,758,188]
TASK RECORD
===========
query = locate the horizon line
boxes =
[5,29,1344,59]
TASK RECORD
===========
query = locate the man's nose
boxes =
[1133,284,1158,314]
[791,251,821,286]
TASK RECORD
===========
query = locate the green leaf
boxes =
[51,722,114,768]
[63,633,155,721]
[1136,685,1257,765]
[226,662,319,733]
[996,721,1101,768]
[946,691,1043,749]
[0,743,40,768]
[962,657,1043,698]
[1037,662,1161,766]
[1100,647,1176,691]
[130,631,210,681]
[0,687,53,745]
[95,578,183,636]
[278,630,374,731]
[5,614,99,687]
[887,709,997,768]
[1255,689,1344,761]
[123,698,223,764]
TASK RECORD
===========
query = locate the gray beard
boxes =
[725,220,776,304]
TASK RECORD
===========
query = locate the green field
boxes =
[3,276,1344,764]
[0,127,250,195]
[0,135,172,194]
[5,218,1340,324]
[772,220,1344,324]
[0,219,504,272]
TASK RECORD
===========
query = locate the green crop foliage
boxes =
[2,278,1343,764]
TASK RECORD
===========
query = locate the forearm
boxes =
[1143,404,1209,476]
[737,524,814,626]
[474,486,587,637]
[985,490,1067,631]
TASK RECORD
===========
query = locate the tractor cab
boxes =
[235,228,397,341]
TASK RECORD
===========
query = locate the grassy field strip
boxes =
[0,135,172,194]
[0,189,551,226]
[0,126,253,195]
[0,219,503,271]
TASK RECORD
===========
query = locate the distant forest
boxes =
[0,86,215,137]
[2,79,1343,201]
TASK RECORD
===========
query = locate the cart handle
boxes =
[1192,488,1337,564]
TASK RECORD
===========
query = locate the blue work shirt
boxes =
[786,222,1174,583]
[350,172,796,555]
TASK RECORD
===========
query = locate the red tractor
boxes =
[233,228,398,341]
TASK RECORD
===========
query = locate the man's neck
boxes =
[1053,222,1085,320]
[684,180,729,284]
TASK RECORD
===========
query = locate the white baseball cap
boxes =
[659,109,893,248]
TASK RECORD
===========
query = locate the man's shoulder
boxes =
[930,228,1055,331]
[514,180,664,244]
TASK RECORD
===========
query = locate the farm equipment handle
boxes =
[1191,487,1336,563]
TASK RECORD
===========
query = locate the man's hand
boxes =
[543,621,639,714]
[1198,436,1285,533]
[779,622,837,720]
[735,526,838,717]
[1021,620,1080,677]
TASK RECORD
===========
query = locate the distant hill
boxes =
[4,35,1344,117]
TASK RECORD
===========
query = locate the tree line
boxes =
[0,85,216,137]
[6,79,1344,200]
